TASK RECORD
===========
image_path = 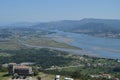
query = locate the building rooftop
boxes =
[14,66,30,69]
[9,63,17,65]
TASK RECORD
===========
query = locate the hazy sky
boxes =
[0,0,120,23]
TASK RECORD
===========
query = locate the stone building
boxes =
[8,63,33,75]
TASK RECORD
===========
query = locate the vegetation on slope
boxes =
[0,48,75,68]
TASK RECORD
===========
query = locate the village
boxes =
[1,55,120,80]
[1,62,74,80]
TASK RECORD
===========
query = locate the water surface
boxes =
[48,30,120,59]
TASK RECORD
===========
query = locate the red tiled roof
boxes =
[14,66,30,69]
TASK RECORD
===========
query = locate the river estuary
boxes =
[47,30,120,59]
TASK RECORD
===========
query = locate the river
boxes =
[47,30,120,59]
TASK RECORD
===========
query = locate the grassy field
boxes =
[23,37,81,50]
[0,37,81,50]
[0,72,11,80]
[0,40,26,50]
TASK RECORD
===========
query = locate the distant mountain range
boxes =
[2,18,120,30]
[1,18,120,38]
[33,18,120,31]
[33,18,120,37]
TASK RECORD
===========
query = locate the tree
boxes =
[37,76,41,80]
[71,71,82,79]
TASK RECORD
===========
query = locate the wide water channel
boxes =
[47,30,120,59]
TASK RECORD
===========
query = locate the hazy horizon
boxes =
[0,0,120,24]
[1,18,120,25]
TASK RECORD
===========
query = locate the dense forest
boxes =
[0,48,74,68]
